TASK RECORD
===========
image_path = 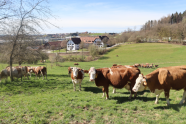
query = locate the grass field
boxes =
[1,43,186,123]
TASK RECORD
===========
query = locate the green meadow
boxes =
[1,43,186,123]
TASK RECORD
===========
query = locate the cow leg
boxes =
[72,81,76,91]
[164,89,170,106]
[103,86,109,99]
[102,88,105,98]
[44,72,47,80]
[129,83,136,99]
[79,82,81,91]
[112,88,116,93]
[179,89,186,104]
[154,89,163,104]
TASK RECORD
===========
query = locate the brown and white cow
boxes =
[70,67,84,91]
[132,66,186,105]
[16,66,29,79]
[88,67,141,99]
[31,66,47,79]
[6,67,22,81]
[111,65,139,98]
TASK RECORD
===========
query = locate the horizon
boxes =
[40,0,186,34]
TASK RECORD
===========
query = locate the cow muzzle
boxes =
[132,88,137,92]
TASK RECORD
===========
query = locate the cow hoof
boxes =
[128,97,132,100]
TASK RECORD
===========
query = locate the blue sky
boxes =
[42,0,186,34]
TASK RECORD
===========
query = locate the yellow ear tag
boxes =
[95,73,98,78]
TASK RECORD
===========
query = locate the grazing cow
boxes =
[134,64,141,68]
[74,63,79,66]
[6,67,22,81]
[16,66,29,79]
[132,66,186,105]
[70,67,84,91]
[0,69,8,82]
[32,66,47,79]
[88,67,141,99]
[113,64,117,66]
[149,64,153,68]
[154,65,159,68]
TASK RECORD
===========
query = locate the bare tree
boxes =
[50,45,55,53]
[0,0,57,81]
[61,40,67,53]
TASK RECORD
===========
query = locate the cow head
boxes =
[132,74,147,92]
[71,67,79,79]
[89,67,97,82]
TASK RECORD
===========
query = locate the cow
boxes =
[134,64,141,68]
[27,66,35,77]
[0,69,8,82]
[149,64,153,68]
[132,66,186,106]
[15,66,29,79]
[6,67,22,81]
[154,65,159,68]
[31,66,47,79]
[70,67,84,91]
[111,65,139,96]
[88,67,141,99]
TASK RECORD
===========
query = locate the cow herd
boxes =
[0,66,47,81]
[134,63,159,68]
[69,64,186,106]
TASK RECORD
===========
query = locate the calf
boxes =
[70,67,84,91]
[133,66,186,105]
[88,67,141,99]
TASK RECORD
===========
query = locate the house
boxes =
[43,41,62,49]
[67,38,81,51]
[80,36,109,48]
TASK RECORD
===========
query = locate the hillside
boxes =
[97,43,186,67]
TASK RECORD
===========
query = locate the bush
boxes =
[88,45,98,58]
[86,56,93,62]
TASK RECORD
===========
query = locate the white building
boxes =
[67,38,81,51]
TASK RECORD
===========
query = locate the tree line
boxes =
[117,10,186,43]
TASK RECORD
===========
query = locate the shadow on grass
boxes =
[154,103,186,112]
[83,87,102,93]
[120,90,150,95]
[111,96,168,104]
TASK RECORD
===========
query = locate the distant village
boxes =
[0,32,117,52]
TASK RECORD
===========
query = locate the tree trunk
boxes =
[82,48,83,60]
[10,57,13,81]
